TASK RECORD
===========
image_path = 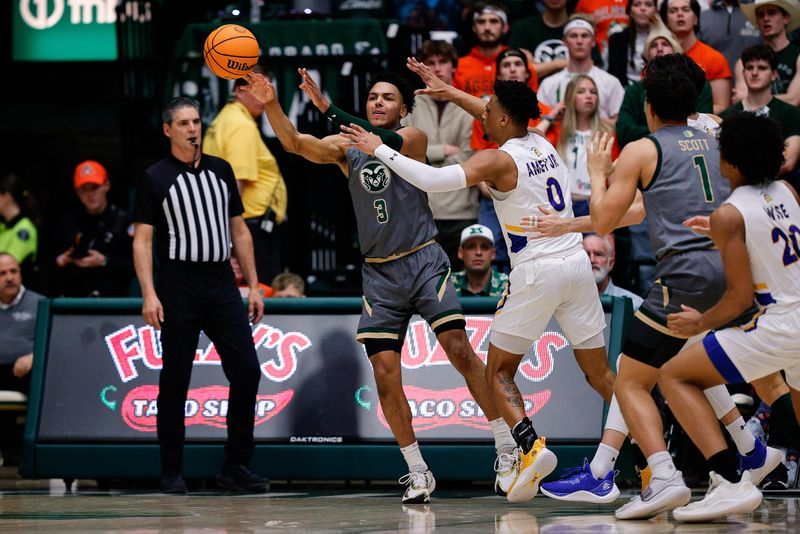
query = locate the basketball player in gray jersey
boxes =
[242,70,519,503]
[586,56,780,520]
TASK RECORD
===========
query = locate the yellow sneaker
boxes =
[506,436,557,503]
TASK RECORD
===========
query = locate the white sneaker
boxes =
[494,449,520,496]
[746,445,784,486]
[401,504,435,532]
[400,470,436,504]
[673,471,762,523]
[615,469,691,520]
[507,436,558,503]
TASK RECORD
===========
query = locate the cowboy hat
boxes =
[742,0,800,33]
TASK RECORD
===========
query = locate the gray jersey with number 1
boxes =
[347,147,438,259]
[642,125,730,261]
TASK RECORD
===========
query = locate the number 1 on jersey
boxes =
[374,199,389,224]
[692,155,714,203]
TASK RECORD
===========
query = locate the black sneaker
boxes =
[216,465,269,493]
[160,475,188,494]
[760,462,789,491]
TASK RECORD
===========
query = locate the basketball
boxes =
[203,24,260,80]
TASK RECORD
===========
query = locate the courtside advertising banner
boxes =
[38,312,609,443]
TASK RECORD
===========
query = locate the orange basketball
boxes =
[203,24,260,80]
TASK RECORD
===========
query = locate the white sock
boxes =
[400,442,428,473]
[725,416,756,455]
[590,443,619,479]
[490,418,517,455]
[647,451,676,480]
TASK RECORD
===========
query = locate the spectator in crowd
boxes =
[203,66,289,284]
[231,256,272,299]
[583,233,643,309]
[575,0,630,55]
[508,0,570,79]
[55,161,134,297]
[698,0,761,78]
[271,272,306,298]
[661,0,732,113]
[0,252,42,467]
[607,0,659,86]
[0,253,42,394]
[553,75,619,217]
[722,45,800,177]
[403,40,477,269]
[737,0,800,105]
[450,224,508,297]
[0,174,37,281]
[537,14,626,122]
[616,30,713,147]
[454,1,516,98]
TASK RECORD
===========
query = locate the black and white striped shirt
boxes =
[135,154,244,263]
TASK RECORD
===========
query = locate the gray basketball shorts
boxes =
[356,243,465,345]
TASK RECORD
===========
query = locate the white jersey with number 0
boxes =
[725,181,800,313]
[488,132,582,268]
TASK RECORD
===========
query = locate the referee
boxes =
[133,97,266,494]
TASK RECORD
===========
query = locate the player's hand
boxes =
[297,68,331,113]
[587,132,615,181]
[55,248,74,268]
[247,287,264,324]
[142,293,164,330]
[12,353,33,378]
[73,249,106,268]
[340,124,382,155]
[683,215,711,236]
[406,57,451,99]
[666,304,704,336]
[242,72,276,105]
[521,205,570,239]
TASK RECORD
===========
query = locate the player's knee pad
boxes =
[573,331,605,350]
[489,330,532,355]
[704,384,736,419]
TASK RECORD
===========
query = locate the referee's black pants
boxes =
[156,262,261,477]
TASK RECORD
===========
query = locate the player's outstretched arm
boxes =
[588,132,646,235]
[242,72,345,167]
[297,68,405,151]
[406,57,486,120]
[667,205,753,336]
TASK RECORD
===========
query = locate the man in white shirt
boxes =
[537,14,626,121]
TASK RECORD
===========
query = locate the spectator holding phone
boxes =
[54,160,134,297]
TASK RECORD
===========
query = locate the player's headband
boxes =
[563,18,595,37]
[473,6,508,26]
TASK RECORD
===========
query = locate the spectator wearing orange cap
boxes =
[54,161,134,297]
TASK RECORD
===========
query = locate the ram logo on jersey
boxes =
[359,162,391,193]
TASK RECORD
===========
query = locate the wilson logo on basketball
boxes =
[226,59,254,72]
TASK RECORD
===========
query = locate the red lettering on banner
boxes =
[465,317,491,363]
[401,321,431,369]
[519,331,566,382]
[105,325,144,383]
[261,331,312,382]
[121,385,294,432]
[138,326,162,368]
[376,385,551,432]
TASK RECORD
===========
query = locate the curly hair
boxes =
[643,57,697,121]
[719,113,785,185]
[493,79,540,126]
[369,71,416,114]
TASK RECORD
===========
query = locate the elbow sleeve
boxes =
[374,145,467,193]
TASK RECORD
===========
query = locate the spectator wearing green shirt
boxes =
[722,45,800,177]
[450,224,508,297]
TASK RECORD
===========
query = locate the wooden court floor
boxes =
[1,468,799,533]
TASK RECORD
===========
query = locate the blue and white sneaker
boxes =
[739,438,783,486]
[540,459,620,504]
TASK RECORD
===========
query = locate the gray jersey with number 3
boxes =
[347,147,438,259]
[642,125,730,261]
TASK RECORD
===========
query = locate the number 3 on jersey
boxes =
[374,199,389,224]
